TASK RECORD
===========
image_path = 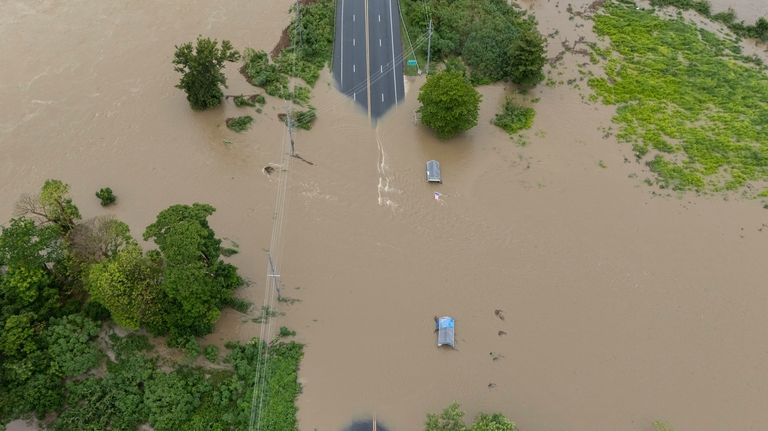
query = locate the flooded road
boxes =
[2,1,768,431]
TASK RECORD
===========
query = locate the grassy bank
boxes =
[241,0,334,106]
[649,0,768,41]
[589,1,768,192]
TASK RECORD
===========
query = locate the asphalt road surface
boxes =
[332,0,405,120]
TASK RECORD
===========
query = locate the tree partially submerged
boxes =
[143,203,243,338]
[85,244,165,331]
[15,179,81,232]
[418,71,482,139]
[173,36,241,110]
[425,403,518,431]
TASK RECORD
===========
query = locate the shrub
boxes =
[95,187,116,206]
[400,0,546,86]
[278,327,296,338]
[493,98,535,135]
[234,95,256,107]
[203,345,219,362]
[424,403,518,431]
[280,106,317,130]
[226,116,254,132]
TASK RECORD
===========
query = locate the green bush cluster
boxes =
[234,94,265,108]
[95,187,116,206]
[400,0,546,86]
[226,115,254,132]
[1,181,303,430]
[240,0,332,108]
[281,106,317,130]
[424,403,518,431]
[493,98,535,135]
[241,49,312,105]
[46,335,302,431]
[650,0,768,41]
[589,2,768,192]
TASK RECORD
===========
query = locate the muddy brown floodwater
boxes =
[2,1,768,431]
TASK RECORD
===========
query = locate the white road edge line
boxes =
[340,0,344,87]
[388,0,397,107]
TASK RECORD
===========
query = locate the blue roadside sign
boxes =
[407,59,417,66]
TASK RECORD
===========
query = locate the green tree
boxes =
[0,312,40,359]
[0,217,63,271]
[418,71,482,139]
[425,404,518,431]
[145,371,208,431]
[462,19,516,84]
[95,187,116,207]
[425,402,467,431]
[471,413,518,431]
[143,204,242,337]
[69,216,135,264]
[173,36,241,110]
[86,244,165,331]
[505,25,546,86]
[15,180,81,232]
[46,314,102,377]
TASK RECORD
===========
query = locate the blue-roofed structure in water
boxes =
[436,316,455,348]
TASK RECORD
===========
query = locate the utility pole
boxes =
[426,18,433,75]
[288,0,299,157]
[287,112,295,156]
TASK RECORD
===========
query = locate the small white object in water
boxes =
[434,192,441,200]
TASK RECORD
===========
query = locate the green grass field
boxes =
[589,1,768,193]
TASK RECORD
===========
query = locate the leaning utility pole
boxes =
[287,113,295,156]
[426,18,433,75]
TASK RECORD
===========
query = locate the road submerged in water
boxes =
[2,0,768,430]
[332,0,405,120]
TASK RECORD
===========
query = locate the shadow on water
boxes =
[343,419,392,431]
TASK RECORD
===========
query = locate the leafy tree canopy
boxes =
[173,36,241,110]
[418,71,482,139]
[0,217,63,271]
[144,204,242,337]
[69,216,135,264]
[425,403,518,431]
[86,244,164,331]
[46,314,102,377]
[401,0,546,85]
[425,402,467,431]
[506,24,547,86]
